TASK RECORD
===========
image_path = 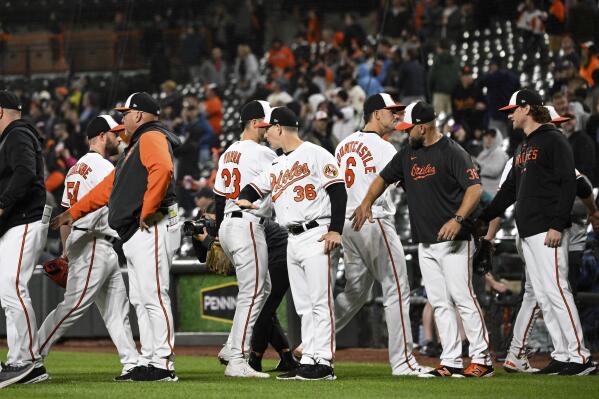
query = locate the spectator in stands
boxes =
[149,44,172,90]
[552,92,589,132]
[479,57,520,137]
[428,39,460,116]
[561,110,596,182]
[558,35,581,69]
[340,74,366,124]
[203,84,223,135]
[567,0,596,46]
[79,92,100,131]
[420,0,443,47]
[546,0,566,53]
[161,79,183,116]
[516,0,547,55]
[380,0,411,41]
[476,129,508,203]
[267,80,293,106]
[451,65,486,135]
[200,47,227,87]
[180,25,207,83]
[304,111,338,155]
[267,38,296,72]
[342,13,366,55]
[291,73,320,104]
[580,42,599,86]
[234,44,260,101]
[331,90,355,142]
[448,123,481,156]
[397,48,427,104]
[551,60,584,97]
[441,0,462,43]
[140,13,166,61]
[306,9,321,43]
[357,63,384,96]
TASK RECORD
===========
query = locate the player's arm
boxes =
[575,172,599,233]
[480,165,517,222]
[319,181,347,253]
[484,217,502,241]
[236,168,272,209]
[139,131,174,231]
[51,170,115,229]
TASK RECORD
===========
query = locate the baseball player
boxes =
[353,101,493,378]
[213,100,275,378]
[334,93,430,376]
[0,91,51,388]
[52,92,182,382]
[236,106,347,381]
[37,116,140,382]
[481,95,596,375]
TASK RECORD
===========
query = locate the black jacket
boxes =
[0,119,46,236]
[482,124,576,237]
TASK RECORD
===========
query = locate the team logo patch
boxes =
[323,164,339,178]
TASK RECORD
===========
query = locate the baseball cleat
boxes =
[393,364,434,376]
[272,354,301,372]
[463,363,494,378]
[218,344,232,366]
[276,364,307,380]
[418,365,465,378]
[0,363,34,389]
[535,359,570,375]
[294,364,336,381]
[503,352,539,373]
[557,360,598,376]
[131,365,178,382]
[17,365,49,384]
[114,366,139,382]
[224,359,270,378]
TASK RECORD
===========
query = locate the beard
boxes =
[106,142,120,157]
[409,135,424,149]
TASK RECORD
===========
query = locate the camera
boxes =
[182,217,216,237]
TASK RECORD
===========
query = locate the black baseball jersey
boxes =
[380,136,481,244]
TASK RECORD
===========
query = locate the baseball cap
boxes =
[363,93,405,115]
[314,110,328,120]
[114,92,160,115]
[545,105,571,123]
[0,90,22,111]
[86,115,125,139]
[395,101,436,130]
[499,89,544,111]
[255,107,299,128]
[239,100,271,123]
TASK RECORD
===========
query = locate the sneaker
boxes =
[17,365,49,384]
[420,341,442,358]
[295,364,336,381]
[418,365,464,378]
[114,366,138,382]
[276,364,307,380]
[557,360,598,376]
[218,345,232,366]
[224,359,270,378]
[248,353,262,372]
[393,364,434,376]
[272,352,300,372]
[131,365,178,382]
[0,363,35,389]
[464,363,494,378]
[503,353,539,373]
[535,359,570,375]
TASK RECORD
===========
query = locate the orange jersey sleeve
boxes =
[69,169,115,220]
[139,131,174,219]
[45,170,65,192]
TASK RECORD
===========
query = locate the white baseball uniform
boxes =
[334,131,419,375]
[214,140,276,362]
[250,141,344,367]
[38,152,140,373]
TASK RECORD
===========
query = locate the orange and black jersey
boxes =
[379,136,481,244]
[481,124,576,237]
[69,121,181,242]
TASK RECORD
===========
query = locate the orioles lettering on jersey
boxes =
[335,141,376,174]
[514,147,539,167]
[270,161,311,201]
[411,163,437,180]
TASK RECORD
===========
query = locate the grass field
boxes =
[2,350,598,399]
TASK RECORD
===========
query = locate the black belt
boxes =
[288,220,319,235]
[230,211,265,225]
[73,227,117,244]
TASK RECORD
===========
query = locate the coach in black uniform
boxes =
[0,91,51,387]
[353,101,493,378]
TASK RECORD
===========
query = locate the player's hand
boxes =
[437,219,462,241]
[50,211,73,230]
[193,227,209,242]
[235,199,258,210]
[588,211,599,233]
[318,230,342,254]
[140,218,151,232]
[544,228,562,248]
[350,202,373,231]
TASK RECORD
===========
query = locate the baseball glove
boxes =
[43,257,69,288]
[473,238,494,274]
[206,240,233,276]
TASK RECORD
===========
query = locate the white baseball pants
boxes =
[0,219,48,367]
[122,217,180,371]
[519,232,591,364]
[335,218,417,374]
[38,232,139,372]
[219,216,270,361]
[418,239,491,368]
[287,225,335,367]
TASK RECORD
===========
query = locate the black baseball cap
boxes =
[0,90,22,111]
[363,93,405,115]
[114,92,161,115]
[255,107,299,128]
[239,100,271,123]
[499,89,544,111]
[395,101,436,130]
[86,115,125,139]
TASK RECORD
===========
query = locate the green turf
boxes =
[1,351,598,399]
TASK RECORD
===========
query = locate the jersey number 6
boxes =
[345,157,356,188]
[293,184,316,202]
[221,168,241,199]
